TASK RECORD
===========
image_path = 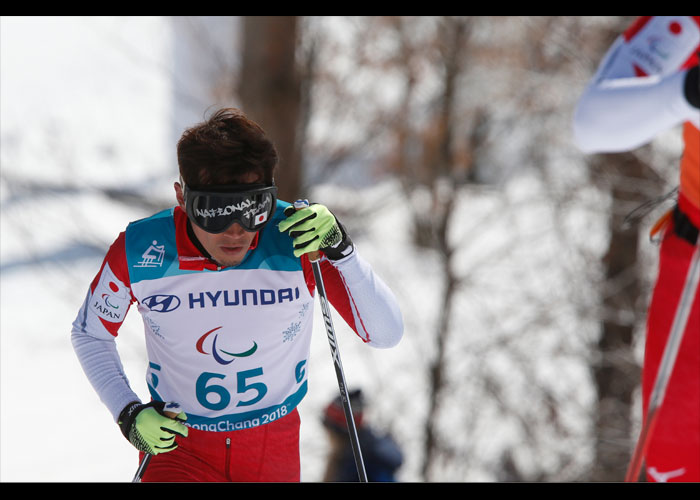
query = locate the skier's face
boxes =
[192,216,258,268]
[176,172,262,268]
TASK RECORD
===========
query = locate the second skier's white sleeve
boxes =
[573,18,700,154]
[573,69,698,154]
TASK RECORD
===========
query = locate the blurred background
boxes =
[0,16,683,482]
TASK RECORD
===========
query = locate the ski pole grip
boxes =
[293,199,321,262]
[162,402,183,420]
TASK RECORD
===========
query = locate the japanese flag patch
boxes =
[89,263,131,323]
[254,211,268,226]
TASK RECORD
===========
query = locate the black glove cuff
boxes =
[322,220,354,260]
[684,65,699,109]
[118,401,143,439]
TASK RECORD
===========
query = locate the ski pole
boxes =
[625,234,700,482]
[293,200,368,482]
[132,453,152,483]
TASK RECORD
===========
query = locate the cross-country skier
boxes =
[71,108,404,482]
[573,16,699,482]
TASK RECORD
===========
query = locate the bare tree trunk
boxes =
[589,151,662,481]
[416,17,470,481]
[238,16,303,202]
[421,193,459,480]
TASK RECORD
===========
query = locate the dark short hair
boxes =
[177,108,278,188]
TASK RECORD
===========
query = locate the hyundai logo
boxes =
[142,294,181,312]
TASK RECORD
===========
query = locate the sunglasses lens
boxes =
[187,187,276,233]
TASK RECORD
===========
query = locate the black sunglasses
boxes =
[183,183,277,234]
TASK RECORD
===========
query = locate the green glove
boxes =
[278,202,354,259]
[118,401,188,455]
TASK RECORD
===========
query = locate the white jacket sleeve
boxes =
[71,233,141,422]
[321,250,404,349]
[71,291,141,421]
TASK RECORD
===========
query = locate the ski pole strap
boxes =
[672,205,699,246]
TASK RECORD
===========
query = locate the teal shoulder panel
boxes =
[125,207,179,284]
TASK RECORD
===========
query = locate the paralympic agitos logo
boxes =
[196,326,258,365]
[101,293,121,310]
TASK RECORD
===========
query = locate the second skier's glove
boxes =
[118,401,188,455]
[278,203,354,260]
